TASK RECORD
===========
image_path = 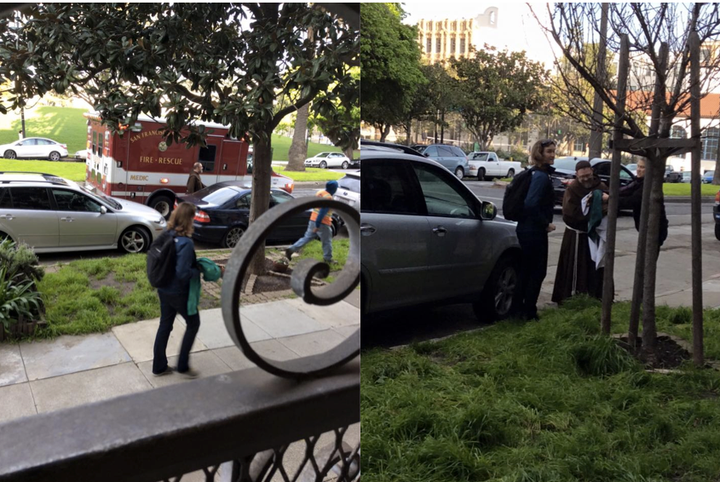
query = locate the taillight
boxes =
[715,191,720,204]
[194,210,210,223]
[285,183,294,193]
[61,144,67,149]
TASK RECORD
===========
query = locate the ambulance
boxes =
[83,113,294,217]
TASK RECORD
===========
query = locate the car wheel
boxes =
[455,166,464,180]
[331,219,338,237]
[507,169,515,177]
[150,195,173,220]
[49,151,61,161]
[4,150,16,159]
[478,167,485,181]
[342,161,349,170]
[222,226,245,248]
[716,223,720,241]
[320,161,327,169]
[119,226,150,254]
[473,256,518,322]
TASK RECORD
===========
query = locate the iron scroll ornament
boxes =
[221,197,360,380]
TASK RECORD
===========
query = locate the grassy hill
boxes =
[0,106,346,160]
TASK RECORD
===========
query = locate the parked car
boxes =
[468,151,521,180]
[334,171,360,211]
[177,182,337,248]
[74,149,88,160]
[665,166,682,183]
[0,137,68,161]
[703,171,715,184]
[412,144,470,179]
[626,163,638,176]
[361,149,521,321]
[681,171,694,183]
[0,172,166,253]
[304,152,352,169]
[551,157,636,205]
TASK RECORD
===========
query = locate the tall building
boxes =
[416,7,498,64]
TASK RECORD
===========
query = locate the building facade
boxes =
[416,7,498,64]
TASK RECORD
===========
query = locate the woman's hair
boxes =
[530,139,556,166]
[167,202,196,237]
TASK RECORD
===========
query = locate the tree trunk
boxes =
[248,134,273,276]
[379,124,391,142]
[405,121,412,146]
[286,103,309,172]
[343,146,354,161]
[588,3,608,160]
[440,109,445,144]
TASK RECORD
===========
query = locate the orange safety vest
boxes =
[309,190,333,226]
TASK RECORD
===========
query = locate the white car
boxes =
[74,149,88,160]
[334,171,360,210]
[304,152,351,169]
[0,137,69,161]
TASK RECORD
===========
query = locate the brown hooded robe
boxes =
[551,177,608,304]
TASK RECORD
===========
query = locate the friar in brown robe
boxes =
[551,161,608,304]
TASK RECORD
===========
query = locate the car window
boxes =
[452,147,466,157]
[317,153,329,158]
[437,146,454,157]
[0,188,9,208]
[473,153,489,161]
[271,191,293,204]
[338,175,360,193]
[51,189,103,212]
[20,139,38,146]
[594,163,610,177]
[37,139,52,146]
[424,146,439,158]
[620,168,632,180]
[412,164,476,218]
[236,194,251,209]
[9,187,52,210]
[200,187,241,206]
[362,161,422,214]
[554,158,581,171]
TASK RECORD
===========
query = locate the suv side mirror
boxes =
[480,201,497,220]
[100,205,107,214]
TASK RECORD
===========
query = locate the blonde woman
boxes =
[515,139,557,321]
[152,202,201,378]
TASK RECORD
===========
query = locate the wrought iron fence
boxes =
[0,197,360,482]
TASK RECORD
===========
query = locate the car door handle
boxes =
[60,217,74,222]
[433,226,447,237]
[360,223,376,236]
[0,214,13,220]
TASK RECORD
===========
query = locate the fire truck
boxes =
[83,113,294,218]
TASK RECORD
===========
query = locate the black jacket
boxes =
[618,177,668,246]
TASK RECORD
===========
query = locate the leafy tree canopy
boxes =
[451,46,549,150]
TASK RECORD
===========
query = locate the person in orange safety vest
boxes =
[285,180,338,264]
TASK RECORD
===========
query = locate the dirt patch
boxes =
[88,274,134,297]
[615,334,691,369]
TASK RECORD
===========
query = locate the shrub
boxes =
[0,239,44,329]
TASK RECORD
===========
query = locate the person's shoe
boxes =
[285,248,294,260]
[152,366,174,377]
[177,368,199,379]
[324,259,339,265]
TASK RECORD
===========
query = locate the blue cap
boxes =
[326,180,339,194]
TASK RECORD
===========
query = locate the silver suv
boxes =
[0,172,166,254]
[361,151,521,321]
[414,144,470,179]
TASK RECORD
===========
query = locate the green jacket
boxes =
[188,258,222,316]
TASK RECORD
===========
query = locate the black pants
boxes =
[516,230,549,319]
[153,291,200,374]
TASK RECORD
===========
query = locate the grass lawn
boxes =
[273,165,343,182]
[0,160,86,182]
[664,183,718,197]
[32,239,350,338]
[362,296,720,482]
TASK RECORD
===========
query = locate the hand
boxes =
[220,265,226,277]
[312,227,319,233]
[547,223,556,233]
[602,193,609,202]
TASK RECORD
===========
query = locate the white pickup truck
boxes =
[468,151,522,180]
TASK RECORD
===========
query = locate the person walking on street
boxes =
[18,130,23,140]
[152,202,202,378]
[552,161,609,304]
[186,162,206,194]
[515,139,557,321]
[618,158,669,249]
[286,180,338,264]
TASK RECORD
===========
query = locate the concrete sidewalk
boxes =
[0,291,360,425]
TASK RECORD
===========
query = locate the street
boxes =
[363,180,720,349]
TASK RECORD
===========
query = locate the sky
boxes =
[401,1,561,68]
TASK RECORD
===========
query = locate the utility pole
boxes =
[588,3,608,159]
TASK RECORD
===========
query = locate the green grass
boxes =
[0,160,86,182]
[273,165,343,182]
[664,183,718,197]
[362,295,720,482]
[1,105,351,162]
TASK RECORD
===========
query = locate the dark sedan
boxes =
[551,157,637,205]
[177,182,337,248]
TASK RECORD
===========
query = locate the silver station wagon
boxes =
[361,146,522,321]
[0,172,166,254]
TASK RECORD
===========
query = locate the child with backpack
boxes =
[513,139,557,321]
[149,202,205,378]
